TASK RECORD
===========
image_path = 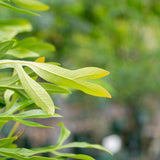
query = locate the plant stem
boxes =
[8,121,20,137]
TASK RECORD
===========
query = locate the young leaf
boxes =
[0,1,39,15]
[3,99,33,115]
[0,40,15,58]
[4,89,14,107]
[6,47,39,59]
[56,142,113,156]
[39,83,71,94]
[56,122,71,146]
[73,67,110,80]
[13,118,52,128]
[24,62,111,98]
[0,137,17,148]
[53,151,95,160]
[12,0,49,11]
[0,19,32,41]
[15,64,55,115]
[15,109,62,118]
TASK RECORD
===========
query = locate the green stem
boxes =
[8,121,20,137]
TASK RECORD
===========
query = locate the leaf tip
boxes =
[35,57,45,63]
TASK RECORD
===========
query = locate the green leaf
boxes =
[0,19,32,41]
[0,40,15,58]
[24,62,111,98]
[0,97,5,109]
[53,152,95,160]
[56,142,113,156]
[56,122,71,146]
[73,67,110,80]
[12,0,49,11]
[13,118,52,128]
[24,157,58,160]
[39,83,71,94]
[14,37,55,51]
[4,89,14,107]
[15,109,62,118]
[0,137,17,148]
[0,1,39,15]
[0,60,111,97]
[0,148,34,159]
[6,37,55,58]
[15,64,55,115]
[3,99,33,115]
[6,47,39,59]
[0,85,28,98]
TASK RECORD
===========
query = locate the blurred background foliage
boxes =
[0,0,160,159]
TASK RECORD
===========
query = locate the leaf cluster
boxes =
[0,0,112,159]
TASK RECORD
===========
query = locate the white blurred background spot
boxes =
[102,134,122,154]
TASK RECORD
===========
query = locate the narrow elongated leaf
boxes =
[0,40,15,58]
[4,89,14,107]
[15,109,62,118]
[39,83,71,94]
[0,148,35,159]
[25,62,111,98]
[25,157,58,160]
[13,118,52,128]
[73,67,110,80]
[14,37,55,51]
[0,137,17,148]
[0,1,38,15]
[56,122,71,146]
[15,37,37,48]
[0,151,26,160]
[0,60,111,97]
[3,99,33,115]
[0,85,28,98]
[15,64,55,115]
[9,38,55,59]
[53,151,95,160]
[6,47,39,58]
[0,19,32,41]
[13,0,49,11]
[56,142,113,156]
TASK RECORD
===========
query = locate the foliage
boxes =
[0,0,112,159]
[28,0,160,106]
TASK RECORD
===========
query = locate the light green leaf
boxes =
[56,142,113,156]
[15,64,55,115]
[56,122,71,146]
[4,89,14,107]
[0,148,34,159]
[73,67,110,80]
[13,118,52,128]
[0,60,111,98]
[15,37,37,48]
[7,37,55,58]
[14,37,55,51]
[6,47,39,59]
[53,151,95,160]
[0,137,17,148]
[0,85,28,98]
[0,1,39,15]
[39,83,71,94]
[25,157,58,160]
[3,99,33,115]
[0,40,15,58]
[0,19,32,41]
[15,109,62,118]
[25,62,111,98]
[13,0,49,11]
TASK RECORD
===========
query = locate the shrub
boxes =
[0,1,112,159]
